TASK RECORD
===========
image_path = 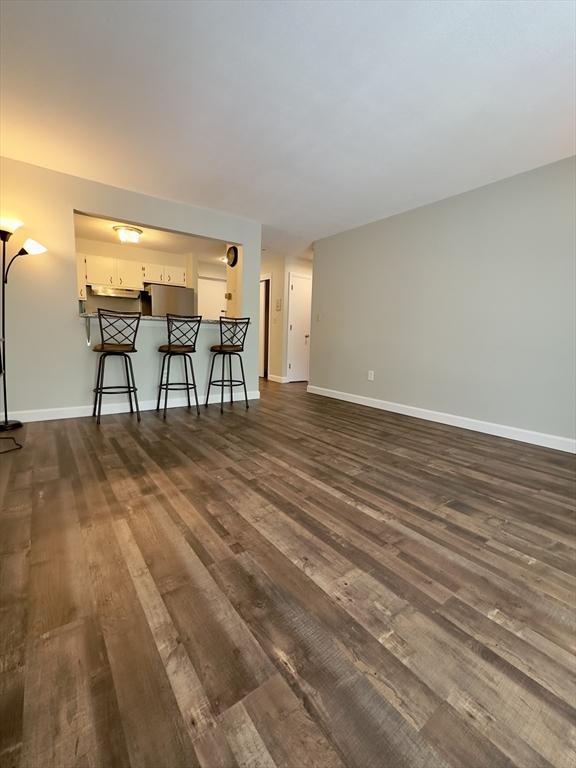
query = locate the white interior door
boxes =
[287,273,312,381]
[259,280,267,377]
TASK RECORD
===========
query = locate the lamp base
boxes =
[0,420,23,432]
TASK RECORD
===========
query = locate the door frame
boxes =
[286,271,312,382]
[259,273,272,379]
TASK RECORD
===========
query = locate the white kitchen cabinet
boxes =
[85,255,115,286]
[164,265,186,286]
[142,263,164,283]
[82,255,185,291]
[116,260,144,289]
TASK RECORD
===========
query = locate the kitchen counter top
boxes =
[80,313,220,324]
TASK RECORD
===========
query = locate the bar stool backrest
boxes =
[220,317,250,350]
[97,309,141,350]
[167,313,202,349]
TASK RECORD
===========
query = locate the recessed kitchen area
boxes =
[73,212,253,415]
[75,211,235,319]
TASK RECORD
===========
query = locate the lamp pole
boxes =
[0,224,45,433]
[0,229,22,431]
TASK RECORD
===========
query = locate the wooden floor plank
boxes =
[0,380,574,768]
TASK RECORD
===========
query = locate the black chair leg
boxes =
[156,354,167,411]
[163,354,172,419]
[187,355,200,415]
[220,354,225,413]
[205,353,217,407]
[183,355,191,408]
[96,354,108,425]
[93,354,104,417]
[123,355,134,413]
[228,353,234,405]
[237,353,249,409]
[127,355,141,422]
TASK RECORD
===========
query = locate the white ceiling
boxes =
[1,0,574,253]
[74,212,226,259]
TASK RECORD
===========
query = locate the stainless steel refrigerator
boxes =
[144,283,196,316]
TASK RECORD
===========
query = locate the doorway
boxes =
[287,273,312,381]
[259,278,270,378]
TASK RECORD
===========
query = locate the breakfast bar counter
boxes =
[79,314,254,416]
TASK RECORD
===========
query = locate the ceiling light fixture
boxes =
[113,225,142,244]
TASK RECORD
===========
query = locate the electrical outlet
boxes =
[367,370,375,381]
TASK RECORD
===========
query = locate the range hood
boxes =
[89,285,142,299]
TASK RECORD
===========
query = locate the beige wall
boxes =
[0,156,261,416]
[311,158,576,445]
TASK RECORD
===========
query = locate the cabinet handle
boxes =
[167,275,171,282]
[109,276,113,284]
[119,277,123,285]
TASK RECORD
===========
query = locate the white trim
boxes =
[268,374,290,384]
[11,390,261,424]
[306,385,575,454]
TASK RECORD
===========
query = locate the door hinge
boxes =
[289,363,291,369]
[290,323,292,331]
[291,284,293,290]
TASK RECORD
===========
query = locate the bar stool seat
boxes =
[210,343,243,353]
[93,343,136,353]
[158,344,196,353]
[157,314,202,418]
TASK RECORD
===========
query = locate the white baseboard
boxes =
[267,375,290,384]
[306,385,575,454]
[11,391,260,425]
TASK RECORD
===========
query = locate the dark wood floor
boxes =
[1,381,575,768]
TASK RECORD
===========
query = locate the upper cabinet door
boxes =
[164,265,187,286]
[85,255,115,286]
[143,263,164,283]
[116,259,144,290]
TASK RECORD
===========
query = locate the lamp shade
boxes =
[0,218,23,234]
[22,238,47,255]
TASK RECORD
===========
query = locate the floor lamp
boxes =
[0,218,46,432]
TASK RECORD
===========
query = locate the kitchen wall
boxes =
[0,156,261,417]
[311,157,575,450]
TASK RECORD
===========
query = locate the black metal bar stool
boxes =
[92,309,141,425]
[205,317,250,413]
[156,313,202,418]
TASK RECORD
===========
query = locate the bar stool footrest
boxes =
[209,379,246,387]
[158,382,198,391]
[94,385,138,394]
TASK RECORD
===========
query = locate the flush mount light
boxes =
[113,225,142,244]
